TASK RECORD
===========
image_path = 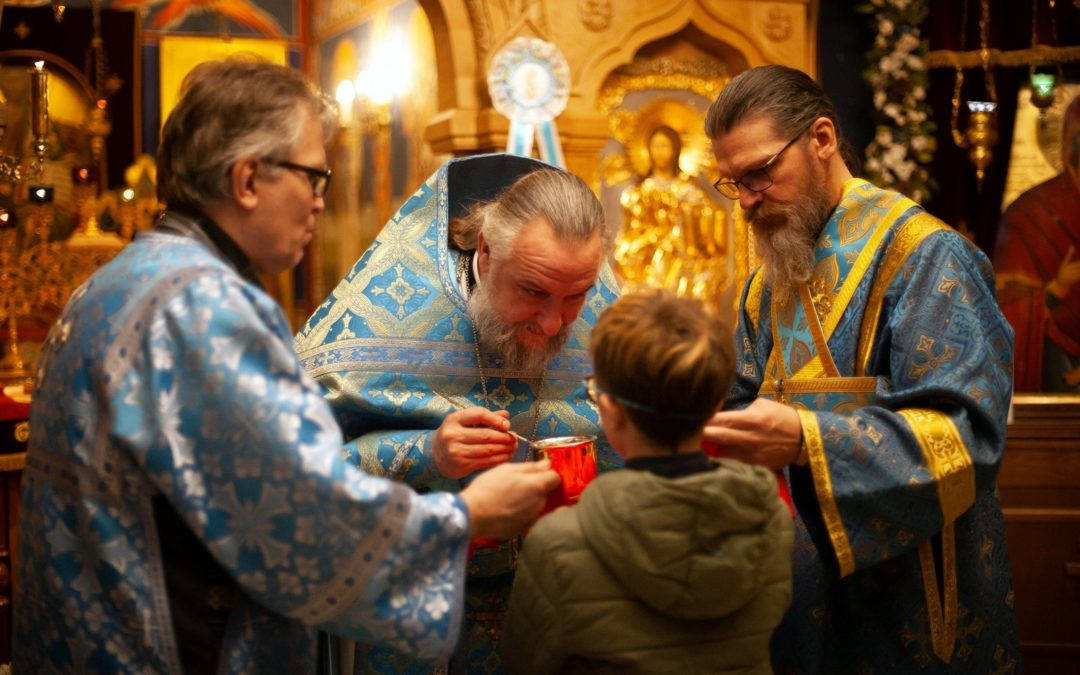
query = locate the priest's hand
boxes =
[461,459,561,539]
[433,407,518,479]
[702,397,803,469]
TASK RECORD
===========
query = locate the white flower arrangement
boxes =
[859,0,936,203]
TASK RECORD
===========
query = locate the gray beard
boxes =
[467,279,569,374]
[747,170,833,297]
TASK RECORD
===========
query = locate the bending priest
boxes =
[296,153,621,672]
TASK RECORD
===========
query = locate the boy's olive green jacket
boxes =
[501,458,794,674]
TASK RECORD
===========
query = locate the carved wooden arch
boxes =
[569,3,773,118]
[414,0,816,171]
[415,0,478,112]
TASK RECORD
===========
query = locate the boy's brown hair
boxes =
[589,289,734,449]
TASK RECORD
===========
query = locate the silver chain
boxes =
[464,254,546,453]
[470,322,546,457]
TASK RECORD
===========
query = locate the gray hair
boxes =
[705,65,858,172]
[450,168,613,260]
[157,56,336,212]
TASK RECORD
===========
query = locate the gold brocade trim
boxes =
[795,357,825,380]
[841,176,869,197]
[760,377,877,395]
[767,292,787,389]
[857,213,948,375]
[763,350,779,388]
[799,283,840,377]
[897,408,975,525]
[769,294,783,369]
[798,408,855,576]
[819,194,917,345]
[918,524,958,663]
[746,268,765,330]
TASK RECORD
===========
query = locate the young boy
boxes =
[500,289,794,674]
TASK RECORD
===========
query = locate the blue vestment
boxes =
[15,211,470,674]
[295,154,621,672]
[728,179,1020,672]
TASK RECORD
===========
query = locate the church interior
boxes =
[0,0,1078,671]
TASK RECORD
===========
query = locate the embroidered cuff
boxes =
[794,437,810,466]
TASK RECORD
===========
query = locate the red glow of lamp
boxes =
[72,165,97,185]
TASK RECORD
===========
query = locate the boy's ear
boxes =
[599,395,628,432]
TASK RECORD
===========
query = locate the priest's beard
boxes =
[467,279,569,374]
[746,164,833,296]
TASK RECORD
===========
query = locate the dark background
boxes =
[0,6,139,190]
[819,0,1080,258]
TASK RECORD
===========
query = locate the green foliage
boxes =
[857,0,937,203]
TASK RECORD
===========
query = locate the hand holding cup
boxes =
[460,459,562,540]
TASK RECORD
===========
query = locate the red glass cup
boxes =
[467,437,599,556]
[534,435,598,513]
[702,440,794,516]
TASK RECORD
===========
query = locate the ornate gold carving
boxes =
[615,170,728,306]
[14,421,28,444]
[310,0,375,43]
[597,50,749,313]
[578,0,611,32]
[468,0,544,65]
[599,56,728,114]
[602,101,713,183]
[0,160,150,383]
[762,6,793,43]
[465,0,495,63]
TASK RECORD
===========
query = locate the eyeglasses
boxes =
[584,376,708,420]
[264,159,332,198]
[713,127,808,200]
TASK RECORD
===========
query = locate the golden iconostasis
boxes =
[8,0,1079,394]
[303,0,816,320]
[3,0,818,341]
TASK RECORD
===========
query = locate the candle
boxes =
[30,61,48,138]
